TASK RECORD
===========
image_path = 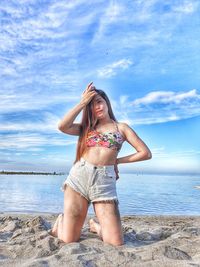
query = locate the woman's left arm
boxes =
[117,123,152,164]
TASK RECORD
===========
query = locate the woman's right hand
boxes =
[80,82,97,106]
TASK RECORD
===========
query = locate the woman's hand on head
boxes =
[80,82,97,106]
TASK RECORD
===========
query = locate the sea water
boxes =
[0,173,200,215]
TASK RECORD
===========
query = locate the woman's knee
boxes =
[103,236,124,246]
[61,236,80,244]
[64,202,82,218]
[101,224,124,244]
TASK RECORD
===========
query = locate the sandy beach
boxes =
[0,213,200,267]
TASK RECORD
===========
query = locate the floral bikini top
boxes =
[85,120,124,152]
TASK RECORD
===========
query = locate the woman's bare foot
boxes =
[89,218,102,239]
[57,213,64,239]
[89,218,98,233]
[50,214,63,237]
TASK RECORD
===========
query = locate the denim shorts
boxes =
[60,157,119,205]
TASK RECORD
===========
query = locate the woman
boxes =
[50,82,152,246]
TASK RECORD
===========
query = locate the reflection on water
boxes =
[0,173,200,215]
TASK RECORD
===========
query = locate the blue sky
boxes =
[0,0,200,174]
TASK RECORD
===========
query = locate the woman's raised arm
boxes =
[58,82,97,135]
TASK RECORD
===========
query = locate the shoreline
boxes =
[1,211,200,217]
[1,213,200,266]
[1,172,200,176]
[0,172,64,175]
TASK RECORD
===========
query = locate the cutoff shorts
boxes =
[60,157,119,206]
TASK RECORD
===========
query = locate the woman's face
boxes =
[92,94,108,119]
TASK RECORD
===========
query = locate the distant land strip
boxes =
[0,171,65,175]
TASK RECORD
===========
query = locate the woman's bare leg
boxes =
[92,201,124,246]
[50,185,89,243]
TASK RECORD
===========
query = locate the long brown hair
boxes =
[74,89,117,163]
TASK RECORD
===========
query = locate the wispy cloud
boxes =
[97,59,133,78]
[151,147,200,159]
[0,90,80,114]
[0,113,60,132]
[91,1,125,43]
[133,89,198,105]
[172,1,199,14]
[114,89,200,125]
[0,133,76,150]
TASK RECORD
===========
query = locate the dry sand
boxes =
[0,213,200,267]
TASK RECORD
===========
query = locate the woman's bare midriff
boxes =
[82,147,118,166]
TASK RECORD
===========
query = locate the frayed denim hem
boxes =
[92,198,119,205]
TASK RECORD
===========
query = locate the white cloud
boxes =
[133,89,198,106]
[0,133,76,150]
[0,89,80,114]
[0,112,61,132]
[173,1,198,14]
[1,1,83,35]
[114,89,200,125]
[2,66,17,76]
[151,147,200,159]
[121,115,181,125]
[97,59,133,78]
[91,1,125,43]
[119,95,129,105]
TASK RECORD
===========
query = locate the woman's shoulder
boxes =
[117,121,131,130]
[117,121,139,141]
[116,121,132,139]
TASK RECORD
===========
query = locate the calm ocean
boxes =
[0,173,200,215]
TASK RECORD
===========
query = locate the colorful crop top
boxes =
[85,120,124,152]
